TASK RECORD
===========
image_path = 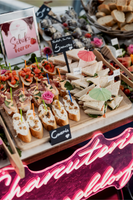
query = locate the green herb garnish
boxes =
[5,100,11,108]
[25,75,29,79]
[94,73,98,77]
[88,114,99,118]
[64,81,73,90]
[50,86,53,89]
[14,80,19,87]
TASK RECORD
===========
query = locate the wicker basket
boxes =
[86,0,133,38]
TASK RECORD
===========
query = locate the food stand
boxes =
[0,1,133,199]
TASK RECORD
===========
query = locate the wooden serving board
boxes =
[1,91,132,151]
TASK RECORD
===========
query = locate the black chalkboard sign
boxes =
[51,36,73,54]
[51,36,73,73]
[36,4,51,20]
[49,124,72,145]
[36,4,62,23]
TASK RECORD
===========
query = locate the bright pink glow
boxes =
[0,128,133,200]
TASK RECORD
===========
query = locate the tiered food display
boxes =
[0,48,131,148]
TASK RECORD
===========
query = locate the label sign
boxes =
[73,67,82,75]
[111,38,118,46]
[114,69,120,76]
[108,75,114,82]
[49,124,72,145]
[116,49,123,57]
[0,17,39,59]
[51,36,73,54]
[36,4,51,19]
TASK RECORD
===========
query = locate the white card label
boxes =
[111,38,118,46]
[73,67,82,75]
[108,75,114,82]
[116,49,123,57]
[114,69,120,76]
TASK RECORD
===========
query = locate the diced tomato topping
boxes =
[38,75,43,79]
[26,78,32,82]
[9,73,12,78]
[34,68,41,74]
[12,70,16,75]
[0,84,4,90]
[14,76,19,80]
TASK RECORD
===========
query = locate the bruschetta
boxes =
[30,63,45,81]
[52,100,68,126]
[19,67,33,86]
[41,60,56,77]
[0,91,18,116]
[13,88,32,112]
[63,95,80,121]
[38,104,57,131]
[5,70,19,88]
[26,110,43,139]
[13,113,31,143]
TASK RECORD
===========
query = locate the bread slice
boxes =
[20,76,33,86]
[98,4,111,14]
[117,0,128,6]
[13,113,31,143]
[128,0,133,7]
[102,0,117,10]
[74,84,95,98]
[63,95,80,121]
[98,0,105,4]
[96,61,103,72]
[54,55,72,66]
[84,107,104,115]
[38,104,57,131]
[70,88,81,95]
[57,62,79,74]
[117,21,126,28]
[121,22,133,30]
[82,63,98,76]
[84,101,105,111]
[97,68,110,77]
[117,5,133,12]
[111,10,125,23]
[66,73,84,80]
[97,15,116,26]
[126,12,133,23]
[96,12,106,18]
[52,100,69,126]
[107,96,123,109]
[26,110,43,139]
[105,80,120,96]
[7,71,19,88]
[71,78,89,89]
[66,48,84,61]
[112,24,119,30]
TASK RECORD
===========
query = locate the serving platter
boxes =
[1,90,132,151]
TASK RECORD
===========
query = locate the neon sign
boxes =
[0,128,133,200]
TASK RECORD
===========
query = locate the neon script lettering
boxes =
[0,128,133,200]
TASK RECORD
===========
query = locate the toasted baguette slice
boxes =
[98,0,105,4]
[126,12,133,23]
[63,95,80,121]
[7,71,19,88]
[96,12,106,18]
[121,22,133,30]
[38,104,57,131]
[52,100,68,126]
[26,110,43,139]
[118,5,132,12]
[13,113,31,143]
[117,0,128,6]
[98,4,111,14]
[97,15,116,26]
[111,10,125,23]
[128,0,133,7]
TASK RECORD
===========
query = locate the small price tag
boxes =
[49,124,72,145]
[114,69,120,77]
[111,38,118,46]
[108,75,114,82]
[36,4,51,19]
[73,67,82,75]
[116,49,123,57]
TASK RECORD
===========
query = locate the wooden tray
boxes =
[1,91,132,151]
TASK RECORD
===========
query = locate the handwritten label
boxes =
[111,38,118,46]
[114,69,120,76]
[36,4,51,19]
[108,75,114,82]
[51,35,73,54]
[49,124,71,145]
[73,67,82,75]
[116,49,123,57]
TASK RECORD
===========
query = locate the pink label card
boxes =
[1,17,39,59]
